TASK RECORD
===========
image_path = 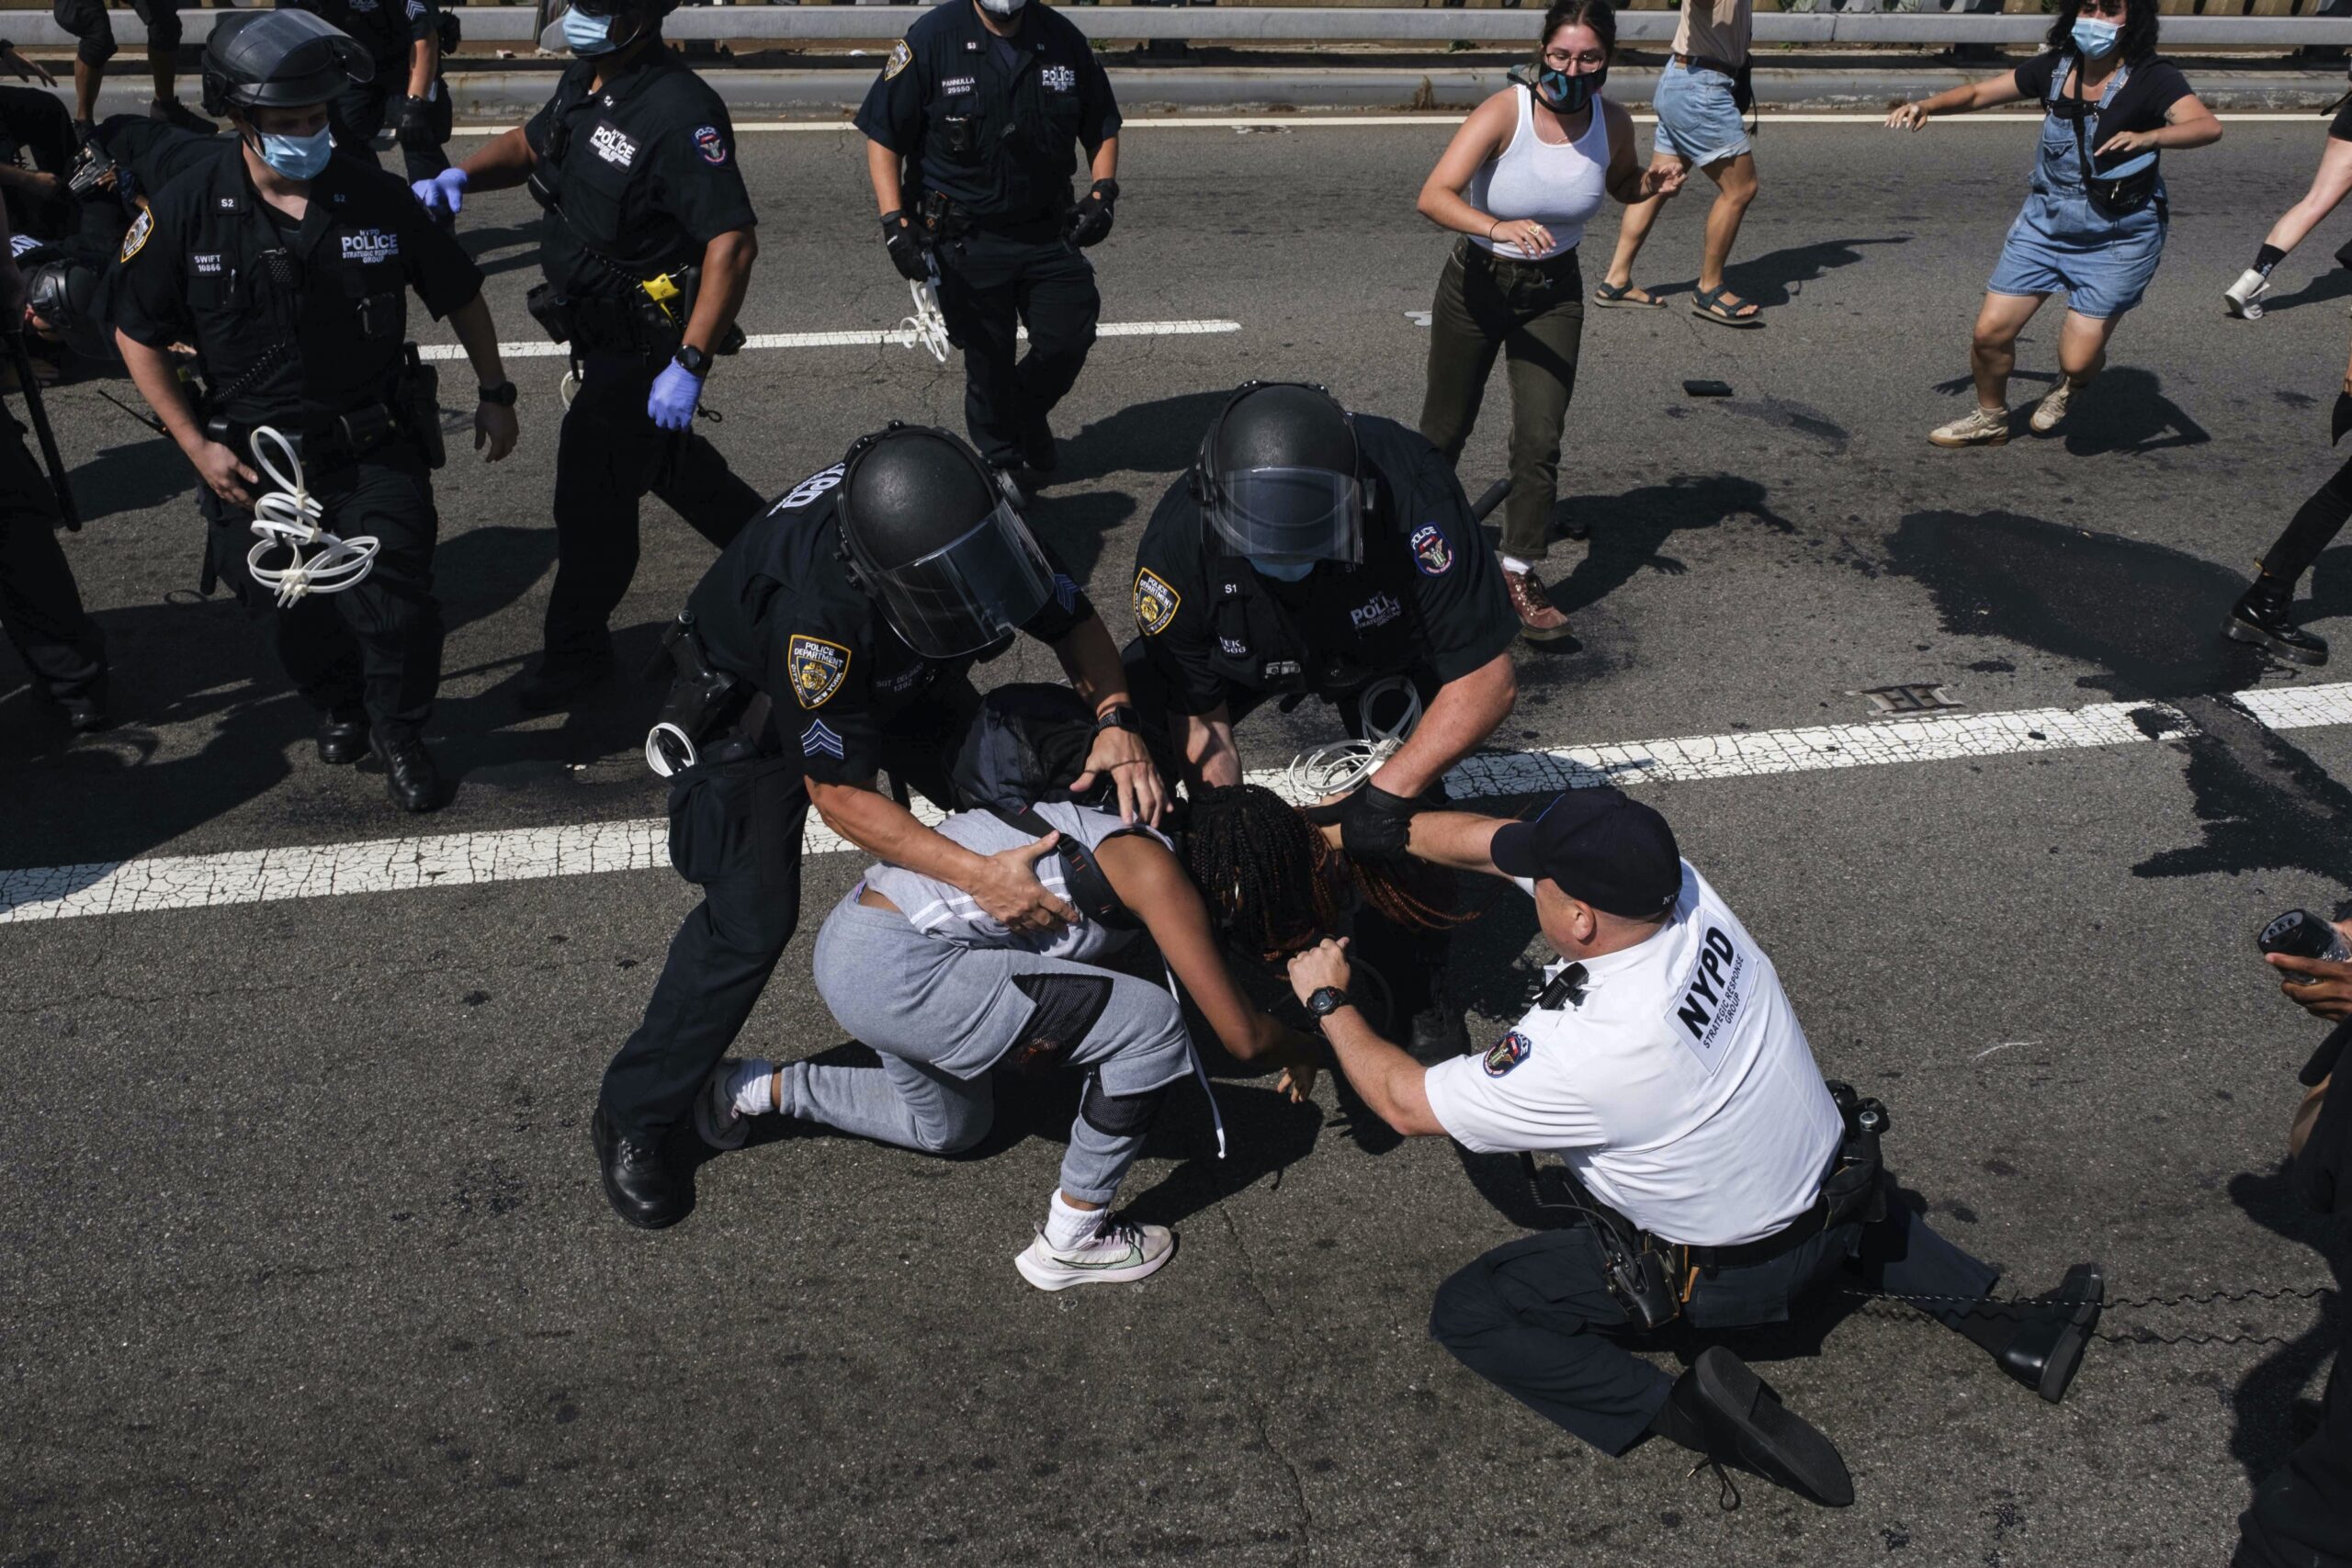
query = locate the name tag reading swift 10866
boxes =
[1668,924,1748,1076]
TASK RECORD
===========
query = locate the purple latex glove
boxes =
[648,359,703,432]
[413,166,468,218]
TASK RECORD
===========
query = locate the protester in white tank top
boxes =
[1415,0,1684,643]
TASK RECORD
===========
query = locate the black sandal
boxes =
[1593,280,1667,310]
[1690,286,1764,328]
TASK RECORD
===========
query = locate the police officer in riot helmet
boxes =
[595,423,1166,1231]
[856,0,1122,490]
[1125,380,1520,1052]
[420,0,763,714]
[112,7,521,812]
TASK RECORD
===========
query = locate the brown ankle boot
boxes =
[1504,566,1575,643]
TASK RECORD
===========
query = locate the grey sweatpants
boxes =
[801,892,1194,1205]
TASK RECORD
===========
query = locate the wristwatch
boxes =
[477,380,517,406]
[1094,703,1141,735]
[673,344,713,378]
[1306,986,1351,1021]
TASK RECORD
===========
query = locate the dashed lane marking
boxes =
[413,318,1241,363]
[9,684,2326,925]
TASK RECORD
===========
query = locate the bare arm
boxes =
[1287,938,1443,1136]
[1088,133,1117,184]
[1366,650,1516,800]
[1097,835,1308,1064]
[456,126,537,192]
[1885,69,2030,129]
[1601,99,1683,205]
[806,776,1079,933]
[405,36,435,101]
[2099,91,2222,158]
[445,292,517,462]
[684,228,755,358]
[866,137,906,217]
[117,329,261,505]
[1416,92,1514,242]
[1053,614,1167,827]
[2292,1077,2331,1161]
[1177,705,1241,790]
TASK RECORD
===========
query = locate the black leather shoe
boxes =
[516,652,614,712]
[54,691,107,732]
[369,731,445,814]
[594,1106,685,1230]
[2225,588,2328,666]
[1022,424,1058,476]
[1678,1346,1855,1507]
[1992,1262,2104,1403]
[1408,1000,1470,1061]
[316,710,368,765]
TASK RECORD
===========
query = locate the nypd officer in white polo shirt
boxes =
[1285,786,2105,1506]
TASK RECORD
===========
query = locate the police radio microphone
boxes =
[2258,908,2351,985]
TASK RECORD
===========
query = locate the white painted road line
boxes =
[2228,682,2352,731]
[0,685,2278,925]
[413,318,1240,363]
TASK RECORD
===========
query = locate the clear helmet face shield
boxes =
[854,499,1057,660]
[1202,466,1365,567]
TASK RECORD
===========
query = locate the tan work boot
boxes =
[1503,567,1576,643]
[2030,379,2076,434]
[1928,406,2011,448]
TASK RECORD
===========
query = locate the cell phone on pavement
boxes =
[1683,379,1733,398]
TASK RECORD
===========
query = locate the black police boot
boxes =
[1668,1346,1856,1507]
[1022,421,1059,478]
[2225,581,2328,667]
[1408,1000,1470,1060]
[52,688,108,733]
[594,1105,685,1230]
[1977,1262,2104,1404]
[516,650,615,713]
[316,707,368,765]
[370,730,446,814]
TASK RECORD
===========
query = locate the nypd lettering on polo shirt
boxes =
[339,229,400,265]
[1349,592,1403,633]
[1042,64,1077,92]
[1409,524,1453,577]
[1669,924,1749,1076]
[801,719,845,761]
[589,122,638,169]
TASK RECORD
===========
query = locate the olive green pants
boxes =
[1418,239,1586,562]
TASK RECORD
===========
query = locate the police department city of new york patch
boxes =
[884,39,913,80]
[1484,1031,1532,1077]
[119,198,153,264]
[1132,569,1181,636]
[787,634,852,708]
[1409,523,1453,577]
[693,125,728,166]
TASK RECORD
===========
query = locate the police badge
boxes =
[787,634,852,708]
[119,198,154,264]
[1132,569,1181,636]
[884,39,913,80]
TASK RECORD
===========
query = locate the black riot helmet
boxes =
[23,257,110,360]
[837,425,1057,660]
[1193,381,1365,567]
[201,9,372,118]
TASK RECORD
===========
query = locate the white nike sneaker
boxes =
[1013,1219,1177,1292]
[2223,267,2270,321]
[694,1056,773,1151]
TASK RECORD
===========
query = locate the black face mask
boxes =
[1535,63,1606,115]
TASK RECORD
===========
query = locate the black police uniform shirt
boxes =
[1131,414,1517,716]
[114,149,482,431]
[686,461,1094,786]
[284,0,433,78]
[854,0,1119,223]
[524,45,756,299]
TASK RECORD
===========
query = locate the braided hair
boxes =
[1185,784,1471,953]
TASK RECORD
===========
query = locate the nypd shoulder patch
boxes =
[119,199,154,264]
[1132,568,1181,637]
[884,39,913,80]
[1483,1030,1532,1077]
[787,634,852,709]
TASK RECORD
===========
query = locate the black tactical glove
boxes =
[881,211,932,283]
[2333,389,2352,446]
[1338,781,1417,867]
[1066,178,1118,248]
[395,95,438,152]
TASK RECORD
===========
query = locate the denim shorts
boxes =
[1651,58,1750,166]
[1986,190,2167,321]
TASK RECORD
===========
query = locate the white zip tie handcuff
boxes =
[243,425,379,606]
[1285,674,1425,800]
[899,256,952,364]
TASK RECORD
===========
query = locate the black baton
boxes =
[7,332,78,532]
[1469,478,1510,524]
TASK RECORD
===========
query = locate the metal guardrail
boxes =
[1,5,2344,51]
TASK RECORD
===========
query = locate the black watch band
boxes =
[673,344,713,377]
[1091,178,1120,201]
[1094,704,1140,735]
[1306,986,1351,1020]
[477,380,517,406]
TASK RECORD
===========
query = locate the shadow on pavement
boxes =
[2222,1165,2347,1483]
[2251,266,2352,319]
[1723,234,1912,309]
[1027,485,1136,589]
[1549,474,1797,616]
[1055,389,1234,486]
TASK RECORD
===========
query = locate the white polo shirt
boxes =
[1423,861,1843,1248]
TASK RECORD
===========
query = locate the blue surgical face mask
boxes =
[1250,557,1317,583]
[2070,16,2121,58]
[562,6,620,55]
[252,126,333,181]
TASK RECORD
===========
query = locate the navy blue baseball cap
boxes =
[1490,787,1682,918]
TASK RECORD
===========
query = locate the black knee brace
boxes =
[1004,972,1112,1072]
[1080,1072,1168,1141]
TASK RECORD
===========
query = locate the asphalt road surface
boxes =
[7,111,2352,1566]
